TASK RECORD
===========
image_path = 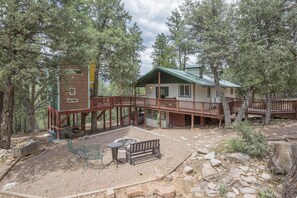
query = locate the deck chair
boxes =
[81,143,104,168]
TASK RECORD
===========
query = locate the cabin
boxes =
[47,64,297,139]
[134,66,241,128]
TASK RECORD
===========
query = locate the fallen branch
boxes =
[0,157,21,183]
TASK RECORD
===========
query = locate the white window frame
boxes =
[69,88,76,96]
[67,98,78,103]
[179,84,191,97]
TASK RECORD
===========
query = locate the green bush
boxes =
[217,122,269,158]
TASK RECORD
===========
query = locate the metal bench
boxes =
[125,139,161,165]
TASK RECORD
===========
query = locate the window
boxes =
[66,69,82,75]
[230,88,234,95]
[67,98,78,103]
[156,87,169,98]
[207,87,211,98]
[179,84,191,97]
[69,88,76,96]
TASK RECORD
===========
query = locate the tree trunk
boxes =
[282,144,297,198]
[265,92,272,125]
[210,65,231,127]
[0,91,3,124]
[26,103,36,132]
[0,78,15,149]
[91,64,99,133]
[234,88,254,123]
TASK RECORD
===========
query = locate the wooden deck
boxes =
[48,96,297,138]
[230,99,297,119]
[91,96,224,119]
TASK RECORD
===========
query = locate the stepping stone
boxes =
[204,151,215,160]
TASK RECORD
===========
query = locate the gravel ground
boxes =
[0,126,227,198]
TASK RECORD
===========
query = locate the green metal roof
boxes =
[135,67,241,88]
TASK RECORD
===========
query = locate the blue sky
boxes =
[122,0,185,75]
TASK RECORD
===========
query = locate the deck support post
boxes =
[134,107,138,126]
[158,110,161,128]
[81,113,86,131]
[191,114,194,130]
[48,107,50,130]
[103,111,106,130]
[109,109,112,130]
[143,109,146,127]
[57,113,61,139]
[200,116,205,127]
[120,107,123,126]
[67,115,71,126]
[129,106,131,125]
[295,103,297,120]
[116,107,119,126]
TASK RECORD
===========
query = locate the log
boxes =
[0,157,21,183]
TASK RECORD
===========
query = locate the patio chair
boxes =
[81,143,105,168]
[67,138,84,158]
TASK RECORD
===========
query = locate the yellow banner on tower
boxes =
[89,62,95,88]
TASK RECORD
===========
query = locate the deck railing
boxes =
[90,96,224,118]
[230,99,297,114]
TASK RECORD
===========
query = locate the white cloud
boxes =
[122,0,185,74]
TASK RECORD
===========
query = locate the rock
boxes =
[204,151,215,160]
[226,192,236,198]
[179,136,187,141]
[154,185,176,198]
[243,194,256,198]
[2,182,18,191]
[183,166,193,175]
[226,153,251,165]
[171,172,180,178]
[258,165,266,170]
[190,157,197,160]
[203,170,227,182]
[261,172,271,180]
[241,175,257,184]
[184,176,195,182]
[106,189,115,198]
[218,168,242,187]
[207,182,217,190]
[210,159,221,167]
[126,185,148,198]
[240,187,256,194]
[202,163,217,178]
[191,187,204,197]
[193,136,199,139]
[239,165,249,172]
[232,187,239,195]
[269,142,297,174]
[206,189,219,197]
[197,147,209,154]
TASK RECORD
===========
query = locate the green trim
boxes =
[88,64,90,109]
[57,77,60,111]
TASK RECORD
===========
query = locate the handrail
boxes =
[90,96,224,118]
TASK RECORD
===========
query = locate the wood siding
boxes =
[59,64,89,111]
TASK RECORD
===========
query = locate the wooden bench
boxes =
[125,139,161,165]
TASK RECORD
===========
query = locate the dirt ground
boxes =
[0,120,296,198]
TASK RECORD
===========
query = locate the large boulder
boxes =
[269,142,297,174]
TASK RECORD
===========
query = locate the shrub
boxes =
[217,122,269,158]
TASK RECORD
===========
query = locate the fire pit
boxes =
[113,137,138,151]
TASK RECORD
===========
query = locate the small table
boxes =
[107,142,124,168]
